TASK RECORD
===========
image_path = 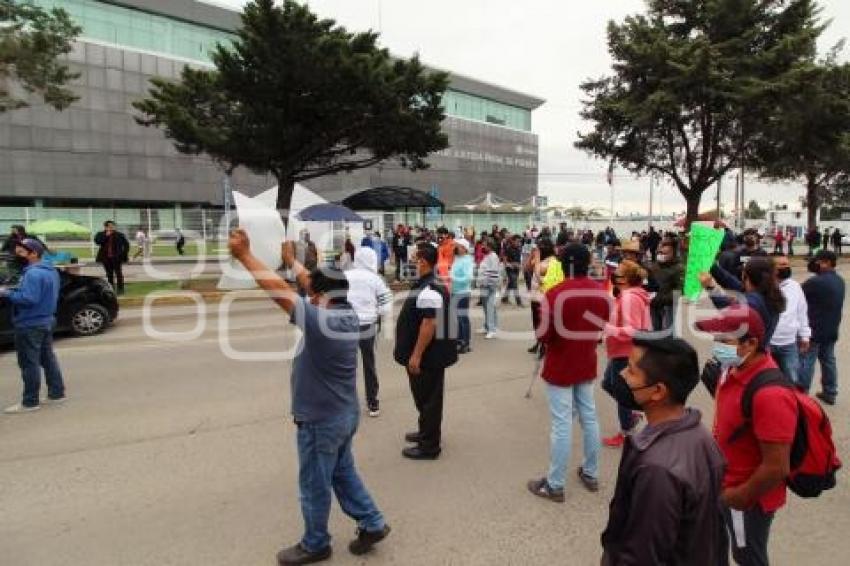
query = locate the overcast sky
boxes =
[211,0,850,215]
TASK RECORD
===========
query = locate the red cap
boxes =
[695,305,766,347]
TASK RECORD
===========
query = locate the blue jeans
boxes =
[771,343,800,385]
[798,341,838,398]
[296,412,385,552]
[482,285,498,332]
[454,293,470,347]
[545,381,601,490]
[602,358,635,432]
[14,326,65,407]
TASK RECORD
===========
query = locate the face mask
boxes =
[745,238,757,248]
[777,267,792,280]
[808,260,821,274]
[610,371,655,412]
[656,254,669,263]
[712,343,744,369]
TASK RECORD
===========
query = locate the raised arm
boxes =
[229,229,300,314]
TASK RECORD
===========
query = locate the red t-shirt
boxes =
[713,355,797,512]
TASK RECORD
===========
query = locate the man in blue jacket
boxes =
[800,250,846,405]
[1,238,66,414]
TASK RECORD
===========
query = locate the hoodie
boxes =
[605,286,652,359]
[3,261,61,328]
[345,247,392,326]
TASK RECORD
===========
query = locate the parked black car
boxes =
[0,253,119,345]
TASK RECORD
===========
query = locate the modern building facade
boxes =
[0,0,543,228]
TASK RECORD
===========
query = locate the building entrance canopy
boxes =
[341,186,444,212]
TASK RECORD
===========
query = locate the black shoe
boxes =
[402,446,440,460]
[527,343,539,354]
[526,478,564,503]
[276,543,331,565]
[577,467,600,493]
[458,345,471,354]
[349,524,391,556]
[404,431,422,443]
[816,391,836,406]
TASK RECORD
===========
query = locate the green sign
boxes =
[683,224,726,301]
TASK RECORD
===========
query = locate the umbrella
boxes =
[297,203,364,222]
[27,219,91,236]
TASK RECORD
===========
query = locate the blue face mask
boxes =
[713,343,744,369]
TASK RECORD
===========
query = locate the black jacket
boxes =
[803,270,845,343]
[94,231,130,264]
[649,259,684,309]
[601,409,728,566]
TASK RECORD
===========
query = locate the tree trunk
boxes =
[685,193,701,229]
[805,174,819,233]
[275,176,296,227]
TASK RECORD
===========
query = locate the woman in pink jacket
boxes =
[601,260,652,447]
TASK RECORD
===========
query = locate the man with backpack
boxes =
[697,306,840,566]
[394,244,457,460]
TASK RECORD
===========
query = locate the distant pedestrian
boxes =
[94,220,129,294]
[600,338,727,566]
[394,244,458,460]
[450,238,474,354]
[770,255,810,385]
[228,230,391,565]
[503,235,524,306]
[1,238,66,414]
[477,238,501,339]
[175,228,186,256]
[527,244,610,502]
[132,229,148,260]
[648,241,684,333]
[832,228,843,255]
[601,260,652,449]
[346,247,393,418]
[799,250,845,405]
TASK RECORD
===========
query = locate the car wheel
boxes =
[70,303,110,337]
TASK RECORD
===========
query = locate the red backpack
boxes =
[729,369,842,498]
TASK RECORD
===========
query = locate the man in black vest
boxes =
[394,243,457,460]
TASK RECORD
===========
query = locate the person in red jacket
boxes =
[527,243,612,502]
[601,259,652,448]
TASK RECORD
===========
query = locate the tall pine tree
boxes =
[576,0,822,225]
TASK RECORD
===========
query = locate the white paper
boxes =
[218,186,287,290]
[731,509,747,549]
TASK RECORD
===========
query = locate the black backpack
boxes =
[729,369,841,498]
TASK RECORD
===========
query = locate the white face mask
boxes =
[657,254,669,263]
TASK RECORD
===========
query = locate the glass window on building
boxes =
[31,0,234,63]
[442,90,531,131]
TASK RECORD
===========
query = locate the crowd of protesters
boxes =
[1,216,846,566]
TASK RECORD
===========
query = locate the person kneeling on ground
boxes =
[228,230,390,566]
[600,337,728,565]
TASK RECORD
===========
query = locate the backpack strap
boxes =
[728,368,793,444]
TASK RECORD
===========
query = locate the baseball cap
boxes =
[18,238,46,257]
[695,305,766,349]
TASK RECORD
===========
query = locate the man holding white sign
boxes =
[228,230,390,565]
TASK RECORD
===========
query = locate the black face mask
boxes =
[777,267,792,280]
[808,260,821,274]
[609,371,654,412]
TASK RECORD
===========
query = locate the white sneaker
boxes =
[4,403,40,414]
[485,331,497,340]
[476,328,488,335]
[369,408,381,418]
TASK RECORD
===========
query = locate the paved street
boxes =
[1,277,849,566]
